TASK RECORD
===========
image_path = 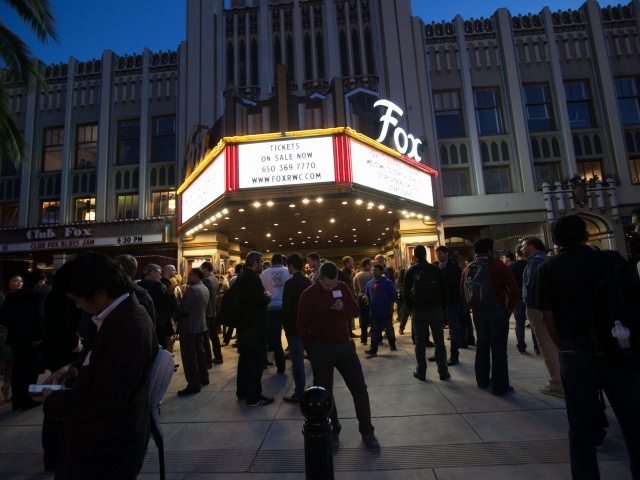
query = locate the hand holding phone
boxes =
[28,384,67,395]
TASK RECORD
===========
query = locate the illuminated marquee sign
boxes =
[181,151,226,224]
[374,99,422,162]
[237,136,335,189]
[350,139,434,207]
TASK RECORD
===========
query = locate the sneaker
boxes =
[428,355,436,362]
[413,369,426,381]
[283,393,301,403]
[440,372,451,381]
[331,433,340,453]
[538,384,564,398]
[362,434,381,451]
[517,347,527,354]
[364,349,377,356]
[247,396,275,407]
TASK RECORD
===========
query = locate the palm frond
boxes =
[0,84,25,169]
[2,0,59,43]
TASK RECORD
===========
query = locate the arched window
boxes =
[239,39,247,86]
[304,34,313,80]
[316,32,325,78]
[351,28,362,75]
[339,30,349,76]
[274,36,282,70]
[364,27,375,74]
[251,39,259,85]
[226,42,234,86]
[286,35,295,75]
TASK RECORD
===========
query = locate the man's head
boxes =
[361,257,372,270]
[245,251,264,273]
[271,253,284,266]
[187,267,205,285]
[414,245,427,260]
[318,261,339,292]
[114,254,138,279]
[306,252,320,269]
[521,236,546,259]
[200,261,214,275]
[501,252,514,264]
[473,237,494,255]
[286,253,304,273]
[163,264,177,280]
[235,262,244,274]
[374,254,385,266]
[551,215,588,248]
[52,252,132,315]
[342,256,354,270]
[515,244,525,259]
[435,245,449,264]
[631,207,640,234]
[25,269,46,289]
[372,263,384,279]
[142,263,162,281]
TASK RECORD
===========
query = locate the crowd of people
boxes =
[0,212,638,477]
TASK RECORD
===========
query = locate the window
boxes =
[116,194,138,219]
[0,203,18,226]
[442,170,470,197]
[565,81,593,129]
[151,190,176,216]
[434,90,464,138]
[524,84,554,132]
[629,157,640,184]
[41,200,60,224]
[615,77,640,126]
[484,167,512,194]
[117,119,140,165]
[42,127,64,171]
[75,124,97,169]
[576,160,603,181]
[474,88,503,135]
[73,197,96,222]
[533,163,562,187]
[151,116,176,163]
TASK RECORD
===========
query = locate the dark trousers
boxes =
[358,296,370,344]
[11,343,41,409]
[560,336,640,480]
[444,303,461,361]
[398,301,411,331]
[459,304,475,346]
[207,317,223,361]
[412,307,448,376]
[267,310,285,372]
[309,340,374,436]
[179,333,208,389]
[473,305,510,395]
[237,326,267,403]
[369,313,396,353]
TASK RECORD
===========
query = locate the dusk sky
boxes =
[1,0,589,65]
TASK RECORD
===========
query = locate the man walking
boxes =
[460,238,519,395]
[363,264,397,356]
[174,268,209,395]
[298,262,380,452]
[403,245,450,381]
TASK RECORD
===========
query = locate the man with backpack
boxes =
[461,238,519,396]
[533,215,640,479]
[403,245,450,381]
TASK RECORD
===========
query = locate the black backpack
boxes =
[463,259,496,310]
[411,264,444,309]
[591,251,640,371]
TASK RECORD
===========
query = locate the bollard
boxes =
[300,386,335,480]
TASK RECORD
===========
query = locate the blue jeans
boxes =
[473,305,510,395]
[285,334,306,397]
[309,340,374,436]
[560,336,640,479]
[412,307,448,376]
[444,303,461,361]
[267,309,285,372]
[369,313,396,353]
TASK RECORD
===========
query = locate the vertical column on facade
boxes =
[138,49,151,219]
[541,7,578,180]
[356,0,367,76]
[584,0,632,186]
[95,50,114,223]
[324,2,340,80]
[259,0,272,96]
[344,2,354,76]
[292,0,304,91]
[244,9,251,87]
[18,61,39,226]
[58,56,76,223]
[309,4,319,80]
[455,15,485,195]
[494,8,533,193]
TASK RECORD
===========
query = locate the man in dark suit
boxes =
[174,268,210,395]
[33,252,157,480]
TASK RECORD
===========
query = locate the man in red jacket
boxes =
[298,261,380,453]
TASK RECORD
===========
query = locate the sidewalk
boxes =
[0,319,632,479]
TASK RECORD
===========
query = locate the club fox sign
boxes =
[374,99,422,162]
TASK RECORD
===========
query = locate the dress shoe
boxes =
[212,358,224,364]
[440,372,451,381]
[178,387,201,396]
[283,393,301,403]
[265,360,274,366]
[446,359,459,366]
[398,329,404,335]
[413,370,426,381]
[428,355,436,362]
[364,349,377,356]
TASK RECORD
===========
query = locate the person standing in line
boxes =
[297,261,380,452]
[353,258,373,345]
[306,252,321,282]
[506,246,534,355]
[161,264,179,350]
[281,253,312,403]
[200,261,223,366]
[338,256,358,339]
[434,246,463,366]
[113,255,156,328]
[363,264,397,356]
[140,264,171,349]
[174,268,209,396]
[0,273,23,405]
[261,253,291,374]
[234,251,273,406]
[460,238,519,395]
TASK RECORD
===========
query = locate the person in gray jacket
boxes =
[174,268,209,395]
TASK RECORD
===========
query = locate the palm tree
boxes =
[0,0,58,170]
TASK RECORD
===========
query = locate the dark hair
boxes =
[361,257,372,268]
[631,207,640,217]
[245,251,263,268]
[473,237,494,254]
[114,254,138,278]
[52,252,132,299]
[414,245,427,259]
[373,264,384,273]
[435,245,448,253]
[551,215,587,247]
[142,263,161,278]
[342,256,353,266]
[502,252,514,262]
[286,253,304,271]
[189,268,205,280]
[235,262,244,274]
[25,269,46,288]
[522,236,546,251]
[306,252,320,262]
[1,273,23,294]
[200,261,214,272]
[319,261,338,279]
[271,253,284,265]
[515,244,524,257]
